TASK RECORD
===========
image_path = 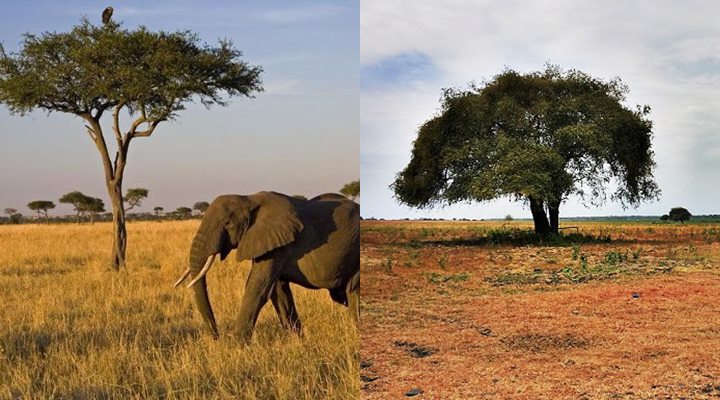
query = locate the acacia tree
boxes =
[175,207,193,219]
[193,201,210,215]
[0,17,262,269]
[27,200,56,222]
[153,206,164,217]
[393,66,659,234]
[59,191,90,223]
[79,197,105,224]
[124,188,148,212]
[340,180,360,201]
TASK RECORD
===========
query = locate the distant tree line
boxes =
[2,181,359,225]
[0,187,211,225]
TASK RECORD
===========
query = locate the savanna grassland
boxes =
[361,220,720,399]
[0,221,358,399]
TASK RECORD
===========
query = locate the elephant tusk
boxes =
[174,267,192,288]
[187,254,216,288]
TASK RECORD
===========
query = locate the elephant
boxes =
[174,191,360,341]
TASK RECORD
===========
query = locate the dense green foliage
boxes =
[340,180,360,200]
[59,191,104,223]
[193,201,210,214]
[124,188,149,211]
[0,19,262,118]
[393,66,659,233]
[27,200,56,220]
[668,207,691,223]
[175,207,193,217]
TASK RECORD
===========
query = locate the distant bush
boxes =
[668,207,691,223]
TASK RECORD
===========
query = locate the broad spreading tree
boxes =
[79,197,105,223]
[59,191,94,223]
[0,15,262,269]
[668,207,691,223]
[124,188,148,212]
[175,207,193,218]
[340,180,360,201]
[27,200,56,222]
[153,206,164,216]
[393,66,659,234]
[193,201,210,215]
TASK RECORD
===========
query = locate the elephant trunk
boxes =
[186,229,220,338]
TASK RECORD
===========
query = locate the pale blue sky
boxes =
[0,0,358,215]
[361,0,720,219]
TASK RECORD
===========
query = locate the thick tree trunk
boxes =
[548,202,560,234]
[108,182,127,270]
[528,197,551,235]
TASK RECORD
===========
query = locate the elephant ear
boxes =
[236,192,304,261]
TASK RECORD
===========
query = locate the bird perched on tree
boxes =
[102,7,113,24]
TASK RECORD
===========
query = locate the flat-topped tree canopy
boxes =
[0,19,262,122]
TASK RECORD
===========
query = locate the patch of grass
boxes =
[604,250,628,265]
[404,249,421,267]
[437,255,449,269]
[0,222,358,399]
[487,247,677,286]
[424,272,470,284]
[500,333,591,352]
[383,257,393,273]
[702,226,720,243]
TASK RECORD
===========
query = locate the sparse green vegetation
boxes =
[424,272,470,284]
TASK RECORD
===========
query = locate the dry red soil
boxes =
[361,221,720,399]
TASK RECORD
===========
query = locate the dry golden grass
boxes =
[0,221,359,399]
[361,220,720,399]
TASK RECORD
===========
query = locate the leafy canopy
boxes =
[393,66,659,210]
[59,191,91,209]
[340,180,360,199]
[27,200,56,211]
[0,19,263,120]
[668,207,691,222]
[59,191,103,213]
[193,201,210,213]
[176,207,192,216]
[125,188,149,211]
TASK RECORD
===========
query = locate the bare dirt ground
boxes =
[361,220,720,399]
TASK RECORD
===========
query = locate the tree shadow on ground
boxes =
[407,228,619,248]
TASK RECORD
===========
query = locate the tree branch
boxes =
[79,113,115,182]
[112,102,125,144]
[133,120,162,138]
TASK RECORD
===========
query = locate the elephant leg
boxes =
[234,259,278,342]
[347,269,360,326]
[270,280,302,334]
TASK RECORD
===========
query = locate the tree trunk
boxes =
[108,182,127,270]
[548,201,560,234]
[528,197,551,235]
